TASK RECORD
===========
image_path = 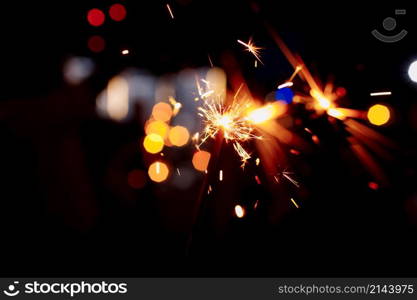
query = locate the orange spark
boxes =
[237,38,263,64]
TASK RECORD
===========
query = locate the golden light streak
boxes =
[246,102,284,124]
[255,158,260,166]
[327,108,346,120]
[166,3,174,19]
[237,38,263,64]
[288,65,303,82]
[291,198,299,209]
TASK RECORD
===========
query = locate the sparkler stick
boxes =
[186,131,224,255]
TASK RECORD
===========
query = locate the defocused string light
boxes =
[192,150,211,172]
[367,104,391,126]
[148,161,169,182]
[143,134,164,154]
[145,120,169,139]
[168,126,190,147]
[88,35,105,53]
[87,8,105,27]
[152,102,173,122]
[109,3,127,22]
[106,76,129,121]
[408,60,417,83]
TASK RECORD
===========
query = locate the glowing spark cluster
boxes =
[237,38,263,64]
[197,93,262,166]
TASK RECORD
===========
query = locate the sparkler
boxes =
[237,38,263,64]
[195,78,264,166]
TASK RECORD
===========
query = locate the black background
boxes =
[1,0,417,277]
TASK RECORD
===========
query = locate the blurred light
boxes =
[367,104,390,126]
[275,87,294,104]
[121,49,129,55]
[109,3,127,21]
[145,120,169,139]
[127,169,146,189]
[63,57,94,85]
[87,8,105,27]
[143,134,164,154]
[408,60,417,83]
[368,182,379,190]
[370,91,391,97]
[327,108,346,120]
[168,126,190,147]
[291,198,300,209]
[192,150,211,172]
[336,87,347,97]
[246,102,285,124]
[234,205,245,218]
[152,102,173,122]
[88,35,105,53]
[106,76,129,121]
[206,68,226,101]
[148,161,169,183]
[310,89,331,110]
[277,82,293,89]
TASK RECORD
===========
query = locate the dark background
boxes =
[1,0,417,277]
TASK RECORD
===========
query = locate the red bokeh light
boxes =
[109,4,127,22]
[87,8,105,27]
[88,35,105,53]
[336,87,347,97]
[368,182,379,190]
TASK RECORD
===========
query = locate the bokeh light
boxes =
[87,8,105,27]
[88,35,105,53]
[106,76,129,121]
[408,60,417,83]
[192,150,211,172]
[145,120,169,139]
[367,104,390,126]
[127,169,146,189]
[63,57,94,85]
[143,134,164,154]
[152,102,173,122]
[168,126,190,147]
[275,87,294,104]
[148,161,169,183]
[109,3,127,21]
[234,205,245,218]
